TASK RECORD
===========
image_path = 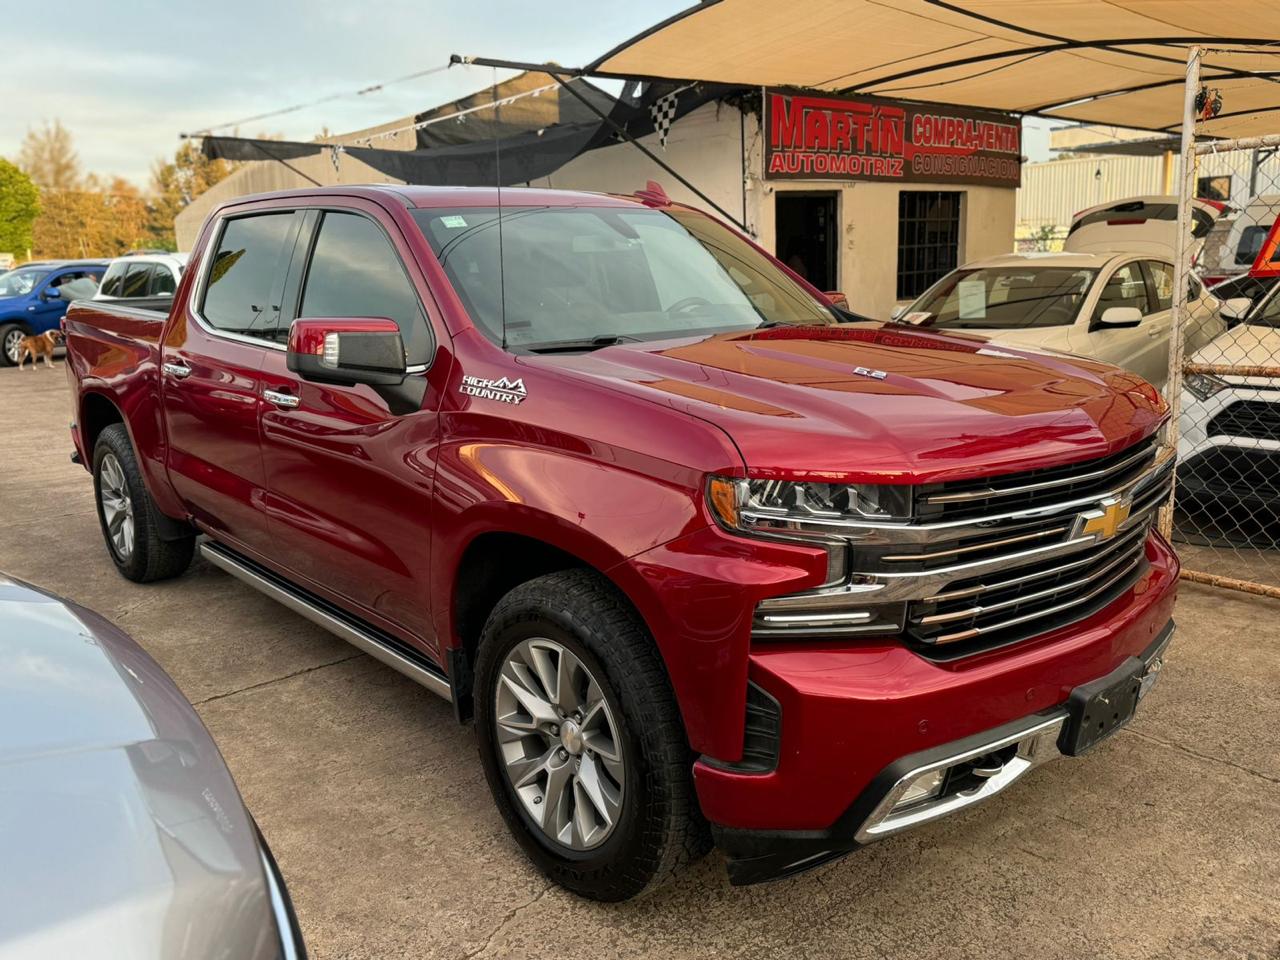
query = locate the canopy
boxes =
[591,0,1280,138]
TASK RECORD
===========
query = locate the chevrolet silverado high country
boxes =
[64,184,1178,900]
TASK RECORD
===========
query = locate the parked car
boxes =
[95,252,190,302]
[0,572,306,959]
[1196,194,1280,287]
[1178,284,1280,523]
[1065,194,1226,259]
[64,184,1178,899]
[0,260,107,365]
[895,250,1224,389]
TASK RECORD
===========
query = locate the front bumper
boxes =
[712,617,1174,885]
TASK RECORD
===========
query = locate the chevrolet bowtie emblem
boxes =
[1075,497,1132,541]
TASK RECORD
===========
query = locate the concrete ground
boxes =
[3,362,1279,960]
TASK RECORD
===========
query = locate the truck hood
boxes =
[1190,323,1280,368]
[539,324,1162,483]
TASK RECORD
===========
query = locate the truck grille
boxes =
[915,434,1159,522]
[1207,400,1280,442]
[901,441,1171,659]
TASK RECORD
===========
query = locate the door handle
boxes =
[263,388,300,409]
[162,362,192,379]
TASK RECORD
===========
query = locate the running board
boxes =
[199,541,452,702]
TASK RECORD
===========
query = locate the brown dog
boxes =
[17,330,62,370]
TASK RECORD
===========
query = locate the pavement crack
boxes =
[193,653,361,706]
[460,883,554,959]
[1123,728,1280,785]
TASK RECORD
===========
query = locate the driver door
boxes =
[1082,260,1167,384]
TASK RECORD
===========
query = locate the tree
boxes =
[18,120,81,192]
[0,159,40,256]
[148,142,235,249]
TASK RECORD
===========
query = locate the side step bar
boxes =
[200,541,452,703]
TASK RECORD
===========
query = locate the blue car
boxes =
[0,260,109,365]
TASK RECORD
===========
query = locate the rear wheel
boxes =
[474,569,708,901]
[1,324,26,366]
[93,424,195,582]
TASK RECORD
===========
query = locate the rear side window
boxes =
[99,263,126,297]
[299,211,432,363]
[121,264,153,298]
[1237,225,1269,266]
[150,266,176,296]
[202,212,301,339]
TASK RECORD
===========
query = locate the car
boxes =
[893,250,1224,389]
[0,260,108,366]
[1178,284,1280,526]
[0,572,306,959]
[64,183,1177,899]
[1196,194,1280,288]
[94,252,190,302]
[1065,194,1227,259]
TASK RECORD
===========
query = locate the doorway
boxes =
[775,192,838,292]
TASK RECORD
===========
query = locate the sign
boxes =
[764,88,1021,187]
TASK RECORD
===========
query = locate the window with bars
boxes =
[897,191,962,300]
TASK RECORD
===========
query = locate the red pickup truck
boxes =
[64,184,1178,900]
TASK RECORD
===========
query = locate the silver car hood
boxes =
[0,576,284,960]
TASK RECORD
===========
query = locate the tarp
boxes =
[591,0,1280,138]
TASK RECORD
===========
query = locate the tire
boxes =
[1,324,27,367]
[474,569,709,901]
[92,423,195,582]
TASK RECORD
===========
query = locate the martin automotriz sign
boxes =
[764,89,1021,187]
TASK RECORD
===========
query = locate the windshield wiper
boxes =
[523,334,641,354]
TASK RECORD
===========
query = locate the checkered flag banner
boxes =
[649,88,684,149]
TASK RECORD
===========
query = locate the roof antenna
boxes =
[493,66,508,351]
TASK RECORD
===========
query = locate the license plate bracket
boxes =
[1060,656,1144,756]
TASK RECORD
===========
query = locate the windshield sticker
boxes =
[461,375,527,405]
[441,215,468,228]
[957,280,987,319]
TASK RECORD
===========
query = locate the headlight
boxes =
[1184,373,1228,402]
[707,476,912,533]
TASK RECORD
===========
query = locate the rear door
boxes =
[161,208,305,558]
[256,202,446,648]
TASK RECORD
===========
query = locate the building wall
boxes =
[176,100,1018,320]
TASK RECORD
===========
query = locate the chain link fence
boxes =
[1164,58,1280,597]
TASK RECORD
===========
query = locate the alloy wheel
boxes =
[494,637,625,850]
[3,329,23,364]
[99,453,135,561]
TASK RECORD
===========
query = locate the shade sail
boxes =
[592,0,1280,137]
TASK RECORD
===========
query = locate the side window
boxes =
[99,263,126,298]
[121,264,153,298]
[202,212,300,340]
[1146,261,1174,311]
[150,266,176,297]
[299,211,432,363]
[1095,262,1150,319]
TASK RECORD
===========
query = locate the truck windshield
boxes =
[0,268,48,298]
[906,266,1099,330]
[412,205,837,349]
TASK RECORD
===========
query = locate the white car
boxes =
[1178,288,1280,520]
[895,250,1224,390]
[94,253,189,301]
[1066,195,1227,260]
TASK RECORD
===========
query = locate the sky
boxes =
[2,0,1054,187]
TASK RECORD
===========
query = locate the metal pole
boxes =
[1160,45,1201,540]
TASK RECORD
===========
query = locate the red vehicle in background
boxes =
[64,184,1177,899]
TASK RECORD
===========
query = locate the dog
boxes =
[16,330,63,370]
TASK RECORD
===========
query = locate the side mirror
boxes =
[287,317,406,387]
[1219,297,1252,321]
[824,291,849,309]
[40,288,61,302]
[1095,306,1143,329]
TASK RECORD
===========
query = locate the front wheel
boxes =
[474,569,708,901]
[0,324,27,366]
[92,424,195,582]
